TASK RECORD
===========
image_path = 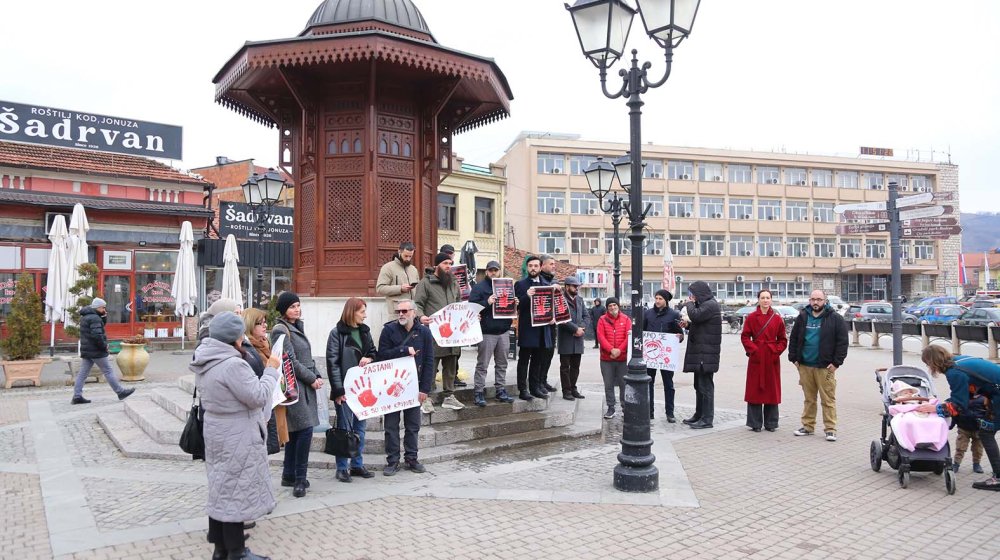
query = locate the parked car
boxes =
[959,295,978,308]
[827,295,849,316]
[958,307,1000,326]
[773,305,799,334]
[971,298,1000,309]
[920,305,967,324]
[905,296,960,316]
[849,302,918,323]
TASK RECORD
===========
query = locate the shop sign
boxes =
[0,277,14,306]
[103,251,132,271]
[218,202,294,242]
[139,280,175,304]
[0,100,182,159]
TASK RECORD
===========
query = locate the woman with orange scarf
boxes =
[243,308,289,449]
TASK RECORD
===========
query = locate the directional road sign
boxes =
[902,225,962,239]
[842,209,889,221]
[902,217,958,227]
[932,191,957,202]
[835,222,891,235]
[899,205,946,220]
[834,201,886,213]
[895,192,934,208]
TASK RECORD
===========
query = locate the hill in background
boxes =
[961,213,1000,253]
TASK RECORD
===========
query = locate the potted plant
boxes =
[63,263,99,339]
[1,274,49,388]
[116,331,150,382]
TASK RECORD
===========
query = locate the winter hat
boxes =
[605,297,620,307]
[440,244,455,255]
[275,291,300,316]
[563,275,581,286]
[655,289,673,302]
[207,298,240,316]
[209,312,245,344]
[890,380,918,399]
[434,252,452,266]
[91,297,107,308]
[486,260,501,270]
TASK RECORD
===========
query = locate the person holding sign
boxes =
[377,300,435,475]
[515,255,554,401]
[644,290,684,422]
[597,298,631,419]
[414,253,465,410]
[469,260,518,407]
[538,255,561,393]
[741,289,788,432]
[557,276,590,401]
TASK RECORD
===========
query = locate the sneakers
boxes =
[441,395,465,410]
[793,427,813,436]
[951,463,961,473]
[603,406,615,419]
[495,388,515,403]
[404,459,427,473]
[973,463,985,474]
[473,391,487,407]
[117,388,135,401]
[71,396,91,405]
[383,463,399,476]
[454,379,468,387]
[825,431,837,442]
[420,399,435,414]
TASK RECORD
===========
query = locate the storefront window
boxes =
[135,251,177,273]
[0,273,16,319]
[135,273,176,322]
[204,267,293,310]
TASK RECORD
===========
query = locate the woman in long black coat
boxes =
[679,281,722,429]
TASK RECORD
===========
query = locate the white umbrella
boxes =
[221,234,243,308]
[44,215,69,356]
[65,203,91,356]
[170,221,198,350]
[661,243,676,295]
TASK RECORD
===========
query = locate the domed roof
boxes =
[304,0,433,39]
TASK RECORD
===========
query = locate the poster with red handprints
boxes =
[492,278,516,319]
[429,302,485,347]
[530,286,555,327]
[642,332,682,371]
[553,288,571,325]
[452,264,472,301]
[343,356,420,420]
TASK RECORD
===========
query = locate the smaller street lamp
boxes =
[584,156,627,301]
[241,168,287,309]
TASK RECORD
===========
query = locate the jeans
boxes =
[282,427,312,482]
[692,372,715,424]
[797,364,837,432]
[600,361,626,408]
[334,404,366,471]
[73,356,126,398]
[436,355,459,397]
[647,368,675,416]
[384,405,421,465]
[474,333,509,392]
[559,353,582,396]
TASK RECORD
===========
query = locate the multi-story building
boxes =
[500,133,961,304]
[436,157,506,277]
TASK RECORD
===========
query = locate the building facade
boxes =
[500,133,961,305]
[436,157,506,277]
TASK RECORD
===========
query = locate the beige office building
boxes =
[499,133,961,304]
[436,157,506,276]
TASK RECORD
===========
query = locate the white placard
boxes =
[103,250,132,270]
[343,356,420,421]
[642,332,683,371]
[428,302,484,347]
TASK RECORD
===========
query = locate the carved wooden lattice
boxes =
[299,180,315,249]
[326,178,363,244]
[378,178,413,244]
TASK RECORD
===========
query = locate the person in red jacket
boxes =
[597,297,632,419]
[741,289,788,432]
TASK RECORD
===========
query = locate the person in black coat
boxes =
[590,298,605,348]
[679,281,722,429]
[325,298,377,484]
[71,298,134,404]
[514,255,553,401]
[644,289,684,422]
[377,299,435,475]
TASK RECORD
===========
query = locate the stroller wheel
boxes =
[945,470,957,495]
[869,440,882,472]
[899,470,910,489]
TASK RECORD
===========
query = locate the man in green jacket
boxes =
[414,253,464,411]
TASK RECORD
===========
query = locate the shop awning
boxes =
[0,189,214,217]
[839,263,939,275]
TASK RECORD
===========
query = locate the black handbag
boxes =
[324,402,360,458]
[179,387,205,461]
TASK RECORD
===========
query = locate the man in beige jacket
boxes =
[376,242,420,313]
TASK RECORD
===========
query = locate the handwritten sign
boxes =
[429,302,484,347]
[643,332,682,371]
[452,264,471,301]
[343,356,420,420]
[492,278,516,319]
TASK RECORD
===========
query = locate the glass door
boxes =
[102,274,134,339]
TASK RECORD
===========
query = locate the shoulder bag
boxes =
[179,387,205,461]
[324,401,360,459]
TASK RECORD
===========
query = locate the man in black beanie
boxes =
[414,253,464,411]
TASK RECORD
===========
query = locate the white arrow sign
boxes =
[895,192,934,208]
[834,201,887,213]
[899,205,945,220]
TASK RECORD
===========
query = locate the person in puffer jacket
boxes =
[680,281,722,429]
[597,297,631,419]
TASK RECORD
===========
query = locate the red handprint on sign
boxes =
[384,368,412,397]
[350,375,379,408]
[437,309,454,338]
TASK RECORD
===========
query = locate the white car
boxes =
[827,295,849,316]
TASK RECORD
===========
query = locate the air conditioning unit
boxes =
[683,211,692,218]
[684,250,693,256]
[770,252,780,257]
[917,186,929,193]
[712,212,723,219]
[744,251,752,256]
[796,275,806,282]
[814,214,822,221]
[769,178,779,184]
[826,252,835,257]
[551,207,562,214]
[621,248,630,255]
[878,251,886,258]
[713,175,722,181]
[798,180,807,186]
[851,252,860,258]
[736,275,745,282]
[551,167,561,174]
[654,249,664,255]
[587,208,598,215]
[764,276,774,283]
[802,216,810,221]
[651,172,662,178]
[767,215,776,221]
[742,214,752,220]
[554,247,563,254]
[715,250,724,256]
[589,248,599,254]
[651,210,662,217]
[681,173,691,180]
[871,184,884,190]
[812,181,819,186]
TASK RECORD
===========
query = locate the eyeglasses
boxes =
[254,321,265,326]
[395,309,413,314]
[809,298,826,302]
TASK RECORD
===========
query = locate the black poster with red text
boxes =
[492,278,516,319]
[530,286,555,327]
[452,264,471,301]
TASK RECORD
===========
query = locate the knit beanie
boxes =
[207,298,240,316]
[434,253,452,266]
[655,289,673,302]
[91,297,107,308]
[275,291,300,316]
[605,297,620,307]
[209,312,245,344]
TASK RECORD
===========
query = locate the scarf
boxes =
[249,334,271,361]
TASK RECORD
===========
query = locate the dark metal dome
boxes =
[305,0,433,38]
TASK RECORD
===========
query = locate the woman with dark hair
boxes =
[917,346,1000,490]
[270,292,322,498]
[326,297,377,483]
[741,289,788,432]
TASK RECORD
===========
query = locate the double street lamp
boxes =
[241,168,287,309]
[568,0,700,493]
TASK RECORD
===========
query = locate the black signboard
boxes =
[218,202,294,242]
[0,100,182,159]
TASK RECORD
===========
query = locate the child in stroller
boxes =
[887,380,949,453]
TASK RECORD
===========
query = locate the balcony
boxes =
[668,217,698,231]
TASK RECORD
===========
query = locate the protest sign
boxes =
[553,287,571,324]
[642,332,682,371]
[530,286,555,327]
[343,356,420,420]
[429,302,484,347]
[270,334,298,409]
[492,278,516,319]
[452,264,471,301]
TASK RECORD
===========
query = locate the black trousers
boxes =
[647,369,675,417]
[746,403,780,430]
[692,372,715,423]
[981,429,1000,478]
[282,427,312,482]
[208,517,244,556]
[559,353,582,395]
[384,405,422,465]
[538,346,555,386]
[516,347,547,391]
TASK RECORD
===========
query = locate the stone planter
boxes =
[116,343,149,382]
[2,358,49,389]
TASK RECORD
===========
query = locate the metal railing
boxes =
[851,320,1000,362]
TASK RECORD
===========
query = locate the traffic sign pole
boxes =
[888,181,903,366]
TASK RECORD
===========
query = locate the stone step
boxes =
[123,396,186,445]
[151,387,196,423]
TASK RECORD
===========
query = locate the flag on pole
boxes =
[986,252,992,289]
[661,244,676,294]
[958,253,968,285]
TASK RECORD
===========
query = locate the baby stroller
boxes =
[870,365,956,494]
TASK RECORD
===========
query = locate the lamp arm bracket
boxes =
[643,48,675,90]
[599,64,627,100]
[598,196,616,214]
[640,202,653,221]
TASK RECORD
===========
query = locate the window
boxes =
[913,241,934,260]
[643,159,664,178]
[729,164,752,183]
[537,190,565,214]
[786,201,809,222]
[538,231,566,254]
[700,234,725,256]
[865,239,887,259]
[887,174,907,190]
[838,171,859,189]
[730,235,754,257]
[621,280,661,307]
[758,236,782,257]
[787,237,810,258]
[811,169,833,187]
[700,197,724,219]
[668,196,695,218]
[911,175,932,191]
[729,198,754,220]
[785,168,807,186]
[758,199,782,221]
[864,172,884,190]
[813,202,834,223]
[570,192,598,215]
[669,234,694,256]
[901,241,912,262]
[757,166,780,185]
[645,233,666,255]
[569,155,599,175]
[474,197,493,234]
[438,193,457,230]
[537,153,564,174]
[604,234,629,254]
[570,231,600,254]
[840,238,863,258]
[642,195,664,216]
[667,160,694,180]
[815,237,836,258]
[698,162,723,182]
[135,251,179,319]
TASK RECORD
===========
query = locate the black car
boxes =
[959,307,1000,326]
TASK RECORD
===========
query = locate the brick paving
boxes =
[0,473,52,559]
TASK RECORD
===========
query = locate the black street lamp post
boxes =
[586,157,627,301]
[569,0,701,492]
[241,168,287,309]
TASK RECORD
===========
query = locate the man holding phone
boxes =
[376,241,421,315]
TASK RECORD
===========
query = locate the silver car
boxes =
[850,302,918,323]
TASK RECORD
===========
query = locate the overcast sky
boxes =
[2,0,997,210]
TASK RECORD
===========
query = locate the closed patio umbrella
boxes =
[44,215,69,356]
[170,221,198,350]
[221,234,243,308]
[65,203,91,356]
[460,240,479,277]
